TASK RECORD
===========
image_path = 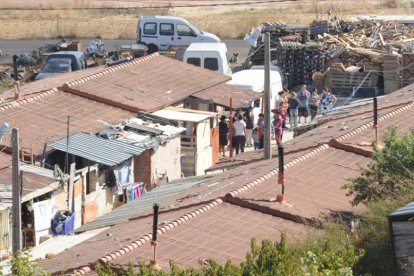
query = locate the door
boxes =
[176,23,198,46]
[159,23,175,50]
[142,22,159,49]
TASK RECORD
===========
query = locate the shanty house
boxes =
[0,154,68,251]
[152,107,218,176]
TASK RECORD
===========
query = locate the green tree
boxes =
[344,127,414,205]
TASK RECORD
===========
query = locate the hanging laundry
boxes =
[113,159,131,195]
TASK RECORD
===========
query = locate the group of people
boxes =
[218,85,337,157]
[219,107,255,157]
[280,85,337,130]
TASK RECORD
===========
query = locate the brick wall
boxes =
[134,151,152,191]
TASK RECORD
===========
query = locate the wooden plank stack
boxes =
[325,70,372,95]
[383,54,401,94]
[401,53,414,88]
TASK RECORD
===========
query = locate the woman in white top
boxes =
[233,115,246,154]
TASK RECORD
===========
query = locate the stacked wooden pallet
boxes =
[401,53,414,88]
[272,42,324,88]
[247,22,309,65]
[325,70,372,95]
[383,54,400,94]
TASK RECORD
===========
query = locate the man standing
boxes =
[233,115,246,154]
[244,107,254,147]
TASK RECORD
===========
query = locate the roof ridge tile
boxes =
[0,88,58,112]
[69,198,223,275]
[65,53,160,88]
[336,101,414,142]
[226,144,329,198]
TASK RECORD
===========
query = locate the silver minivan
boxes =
[137,16,220,53]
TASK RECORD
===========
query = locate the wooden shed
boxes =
[389,202,414,276]
[152,107,218,177]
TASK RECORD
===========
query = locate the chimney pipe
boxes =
[150,204,161,270]
[13,55,18,82]
[373,97,378,144]
[12,55,21,101]
[276,146,287,204]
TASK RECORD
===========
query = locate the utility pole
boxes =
[65,116,71,174]
[11,128,21,253]
[263,32,272,160]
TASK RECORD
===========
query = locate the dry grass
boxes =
[0,0,412,40]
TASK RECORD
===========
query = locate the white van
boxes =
[183,43,231,76]
[137,16,220,53]
[227,67,283,120]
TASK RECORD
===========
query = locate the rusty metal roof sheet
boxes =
[192,83,262,109]
[62,54,230,113]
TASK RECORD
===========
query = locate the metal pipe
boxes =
[278,146,284,175]
[152,203,159,241]
[11,128,22,253]
[373,97,378,143]
[229,98,233,158]
[373,97,378,127]
[13,55,18,81]
[264,32,272,160]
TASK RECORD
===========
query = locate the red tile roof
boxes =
[39,65,414,275]
[192,83,261,109]
[228,147,369,223]
[62,54,230,113]
[0,66,106,100]
[40,207,195,274]
[0,89,134,156]
[0,152,11,169]
[110,202,318,271]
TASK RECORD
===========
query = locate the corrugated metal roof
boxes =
[49,132,146,166]
[75,174,213,233]
[390,202,414,219]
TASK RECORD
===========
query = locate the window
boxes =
[204,58,219,71]
[187,57,201,67]
[177,24,195,36]
[143,22,157,35]
[159,23,174,36]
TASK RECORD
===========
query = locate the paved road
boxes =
[0,39,250,64]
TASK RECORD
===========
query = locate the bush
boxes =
[344,127,414,205]
[355,194,414,275]
[95,230,361,276]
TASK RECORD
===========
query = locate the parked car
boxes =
[35,51,87,80]
[183,43,231,76]
[137,16,220,53]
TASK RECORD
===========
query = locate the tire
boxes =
[147,44,158,54]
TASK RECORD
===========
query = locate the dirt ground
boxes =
[0,0,410,40]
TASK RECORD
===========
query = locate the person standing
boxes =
[321,87,337,114]
[272,109,283,145]
[309,89,320,121]
[257,113,265,149]
[243,107,254,147]
[218,115,229,157]
[297,84,310,124]
[288,91,299,130]
[233,115,246,154]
